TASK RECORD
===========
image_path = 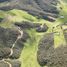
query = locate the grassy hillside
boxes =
[0,0,67,67]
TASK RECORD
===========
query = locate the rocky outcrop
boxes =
[0,0,60,21]
[14,21,42,29]
[36,24,48,32]
[0,27,30,67]
[37,33,67,67]
[0,19,48,67]
[14,21,48,32]
[37,33,54,66]
[0,27,20,48]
